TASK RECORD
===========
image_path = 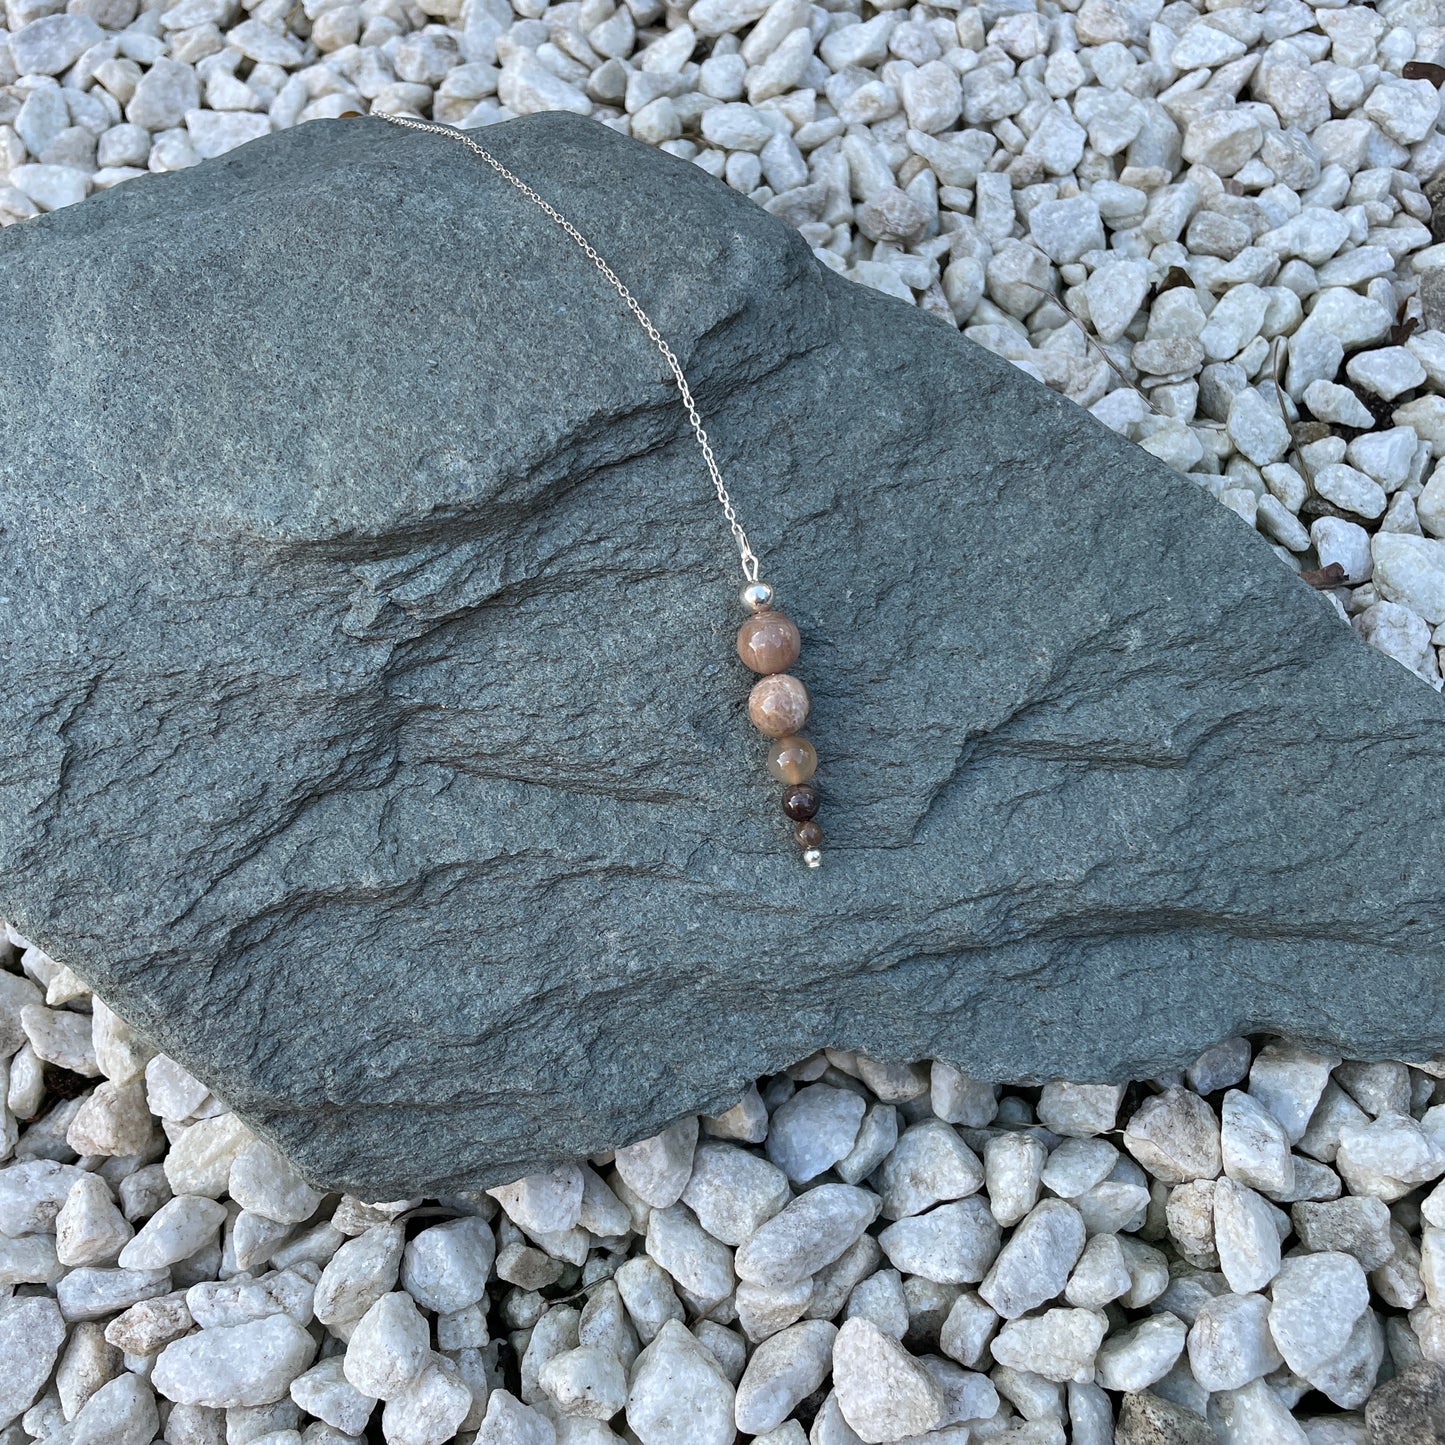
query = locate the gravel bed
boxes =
[6,923,1445,1442]
[5,0,1445,690]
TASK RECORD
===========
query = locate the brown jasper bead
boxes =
[737,611,801,674]
[795,820,823,848]
[767,735,817,785]
[782,785,820,821]
[748,674,811,737]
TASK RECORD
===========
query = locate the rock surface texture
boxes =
[1,113,1443,1195]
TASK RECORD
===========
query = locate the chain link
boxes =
[374,112,762,585]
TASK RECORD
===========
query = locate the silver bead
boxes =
[741,581,774,613]
[803,847,822,868]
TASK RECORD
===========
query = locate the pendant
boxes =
[736,582,822,867]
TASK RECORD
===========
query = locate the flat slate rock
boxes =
[1,113,1442,1197]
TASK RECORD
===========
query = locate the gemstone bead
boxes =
[748,674,811,737]
[782,785,820,821]
[737,611,801,674]
[795,820,823,848]
[766,735,817,785]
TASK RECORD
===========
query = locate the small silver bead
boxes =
[741,581,774,613]
[803,847,822,868]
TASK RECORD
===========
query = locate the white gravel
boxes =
[10,923,1445,1438]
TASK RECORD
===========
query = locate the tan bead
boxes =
[766,735,817,785]
[748,674,811,737]
[736,611,801,674]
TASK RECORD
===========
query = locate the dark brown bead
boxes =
[795,820,823,848]
[782,785,820,821]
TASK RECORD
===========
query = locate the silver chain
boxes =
[374,112,762,585]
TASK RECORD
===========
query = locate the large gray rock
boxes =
[1,113,1442,1197]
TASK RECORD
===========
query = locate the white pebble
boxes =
[613,1256,683,1343]
[1220,1089,1294,1196]
[1123,1087,1222,1184]
[1348,428,1418,491]
[645,1201,735,1305]
[831,1317,944,1444]
[1187,1291,1283,1391]
[1372,533,1445,622]
[899,61,962,135]
[990,1307,1107,1384]
[0,1229,62,1285]
[55,1172,135,1267]
[765,1084,865,1183]
[344,1292,430,1401]
[313,1219,404,1329]
[1346,347,1427,401]
[1028,195,1104,265]
[1084,260,1149,344]
[733,1319,835,1434]
[1249,1042,1339,1144]
[1094,1311,1187,1392]
[537,1344,626,1420]
[52,1373,157,1445]
[1064,1233,1132,1309]
[1181,111,1262,176]
[288,1359,375,1436]
[984,1132,1046,1227]
[67,1079,154,1157]
[11,12,104,74]
[488,1167,584,1235]
[613,1118,697,1208]
[877,1198,1000,1285]
[165,1113,253,1198]
[145,1055,210,1122]
[475,1389,556,1444]
[1213,1376,1310,1443]
[119,1194,227,1270]
[681,1141,790,1246]
[1036,1083,1123,1138]
[400,1216,494,1315]
[625,1319,735,1445]
[837,1104,898,1186]
[1268,1251,1369,1376]
[381,1355,474,1445]
[1214,1179,1283,1294]
[878,1120,983,1219]
[699,102,776,152]
[185,109,271,159]
[734,1183,878,1286]
[21,1004,100,1075]
[153,1314,318,1407]
[0,1296,66,1429]
[189,1266,316,1330]
[229,1140,324,1226]
[978,1199,1086,1319]
[1363,77,1441,145]
[58,1264,172,1321]
[1226,388,1290,467]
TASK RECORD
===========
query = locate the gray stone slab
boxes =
[1,112,1442,1197]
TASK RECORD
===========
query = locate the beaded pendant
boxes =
[736,581,822,867]
[360,113,820,864]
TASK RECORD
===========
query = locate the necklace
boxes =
[365,112,825,867]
